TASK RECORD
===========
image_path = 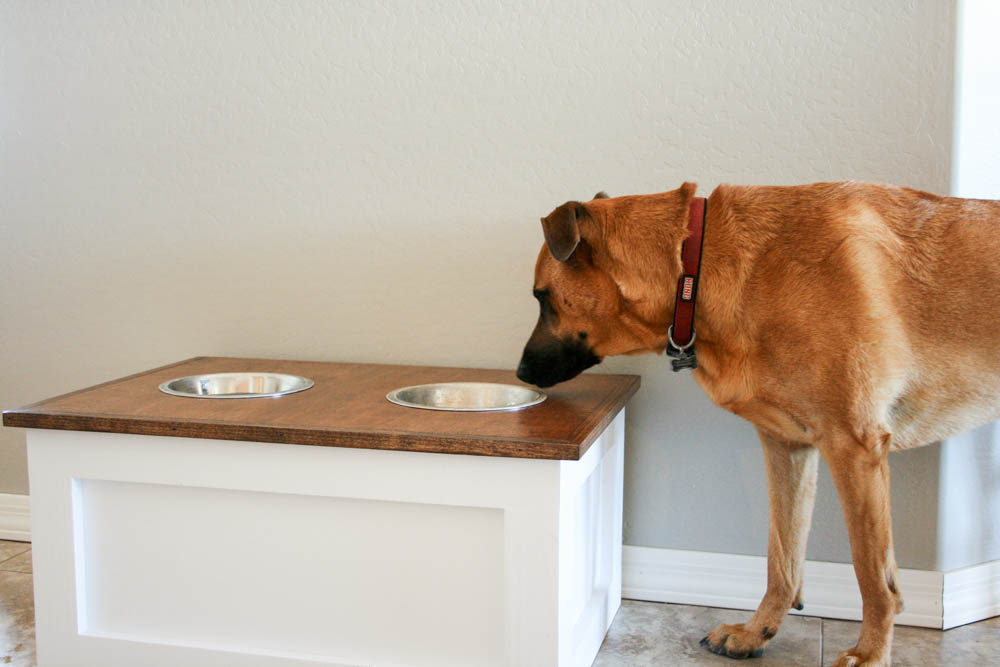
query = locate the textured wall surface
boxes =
[1,1,956,567]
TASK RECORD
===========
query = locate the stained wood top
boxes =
[3,357,639,460]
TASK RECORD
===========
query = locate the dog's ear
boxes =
[541,201,593,262]
[593,191,609,199]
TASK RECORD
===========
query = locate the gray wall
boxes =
[610,361,949,569]
[1,2,960,569]
[936,401,1000,571]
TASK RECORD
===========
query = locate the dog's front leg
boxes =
[824,433,901,667]
[702,432,819,659]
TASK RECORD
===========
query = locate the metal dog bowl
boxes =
[386,382,546,412]
[158,372,314,399]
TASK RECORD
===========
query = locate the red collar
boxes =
[666,195,707,371]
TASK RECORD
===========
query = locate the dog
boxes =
[516,182,1000,666]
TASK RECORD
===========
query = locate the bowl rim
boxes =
[158,372,315,399]
[385,381,546,412]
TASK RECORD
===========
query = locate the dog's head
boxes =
[516,191,671,388]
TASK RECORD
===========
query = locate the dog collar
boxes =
[666,195,707,371]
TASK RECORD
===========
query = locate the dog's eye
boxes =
[533,289,558,320]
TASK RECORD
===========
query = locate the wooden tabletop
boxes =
[3,357,639,460]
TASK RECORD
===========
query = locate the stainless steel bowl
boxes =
[158,372,314,399]
[386,382,546,412]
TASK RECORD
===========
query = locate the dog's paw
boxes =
[699,623,769,659]
[831,647,890,667]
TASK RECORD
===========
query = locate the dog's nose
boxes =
[516,360,532,383]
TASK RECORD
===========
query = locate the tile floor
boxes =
[1,539,997,666]
[0,540,34,667]
[596,601,1000,666]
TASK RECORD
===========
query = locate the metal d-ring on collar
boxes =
[667,324,698,371]
[666,195,707,372]
[667,325,696,352]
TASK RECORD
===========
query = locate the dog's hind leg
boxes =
[701,432,819,659]
[824,431,900,667]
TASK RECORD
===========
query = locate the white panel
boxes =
[28,429,565,666]
[953,0,1000,198]
[76,479,504,666]
[558,410,625,667]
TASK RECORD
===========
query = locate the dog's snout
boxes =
[516,359,532,384]
[517,346,549,387]
[517,346,547,385]
[516,339,601,388]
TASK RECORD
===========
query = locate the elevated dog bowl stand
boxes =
[3,357,639,667]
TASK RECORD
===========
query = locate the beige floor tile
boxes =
[822,617,1000,667]
[0,543,30,568]
[0,571,35,667]
[594,600,822,666]
[0,552,30,576]
[977,614,1000,629]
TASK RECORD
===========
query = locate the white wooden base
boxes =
[26,410,625,667]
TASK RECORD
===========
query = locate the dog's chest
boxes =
[694,359,815,443]
[720,396,814,443]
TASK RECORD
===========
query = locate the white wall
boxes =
[1,1,955,567]
[952,0,1000,199]
[936,0,1000,571]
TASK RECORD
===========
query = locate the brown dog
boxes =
[516,182,1000,666]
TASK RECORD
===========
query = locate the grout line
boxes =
[819,617,824,667]
[0,544,31,566]
[0,547,32,573]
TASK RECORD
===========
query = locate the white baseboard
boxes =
[943,559,1000,629]
[0,493,31,542]
[623,545,999,630]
